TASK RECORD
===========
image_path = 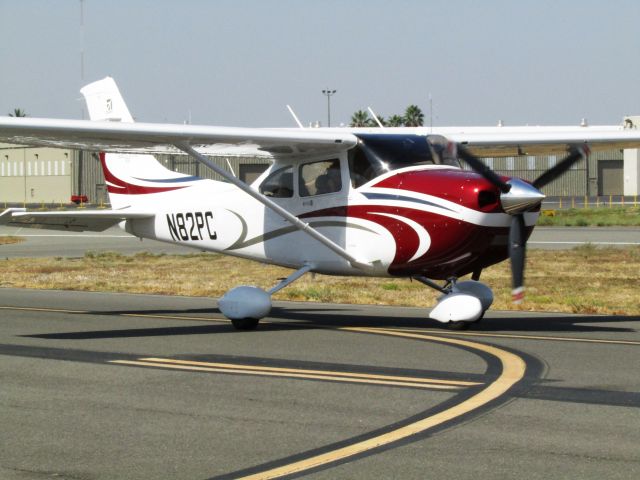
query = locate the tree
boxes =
[387,114,404,127]
[403,105,424,127]
[8,108,27,117]
[350,109,373,127]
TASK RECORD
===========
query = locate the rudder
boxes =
[81,76,134,122]
[81,77,200,209]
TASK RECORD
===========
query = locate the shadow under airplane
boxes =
[22,303,638,341]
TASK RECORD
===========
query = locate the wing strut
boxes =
[174,143,374,271]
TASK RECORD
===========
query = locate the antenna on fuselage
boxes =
[429,93,433,133]
[286,105,305,129]
[367,107,385,129]
[225,158,237,178]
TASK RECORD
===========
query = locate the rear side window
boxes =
[299,159,342,197]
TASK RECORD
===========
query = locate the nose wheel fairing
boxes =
[414,276,494,327]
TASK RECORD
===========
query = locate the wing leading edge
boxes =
[0,116,358,158]
[3,116,640,160]
[438,125,640,157]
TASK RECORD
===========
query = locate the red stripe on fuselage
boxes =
[300,203,527,279]
[99,152,187,195]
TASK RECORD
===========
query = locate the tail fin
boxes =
[81,77,201,209]
[80,77,134,122]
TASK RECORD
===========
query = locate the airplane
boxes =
[2,77,640,330]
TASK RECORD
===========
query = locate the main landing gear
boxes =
[217,264,314,330]
[412,275,494,330]
[217,265,493,332]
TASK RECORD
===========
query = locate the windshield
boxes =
[425,135,461,167]
[349,134,461,187]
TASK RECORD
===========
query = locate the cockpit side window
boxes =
[259,166,294,198]
[299,159,342,197]
[348,148,379,188]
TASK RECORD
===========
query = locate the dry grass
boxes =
[0,236,24,245]
[0,247,639,315]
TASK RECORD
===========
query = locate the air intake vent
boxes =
[478,190,498,209]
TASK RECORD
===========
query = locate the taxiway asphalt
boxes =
[1,288,638,479]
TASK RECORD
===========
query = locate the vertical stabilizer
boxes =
[80,77,201,209]
[80,76,134,122]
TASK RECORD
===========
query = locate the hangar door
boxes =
[597,160,623,195]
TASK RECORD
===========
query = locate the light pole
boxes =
[322,89,336,127]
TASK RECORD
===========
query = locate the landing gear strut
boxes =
[412,275,494,329]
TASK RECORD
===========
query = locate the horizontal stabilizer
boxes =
[0,208,153,232]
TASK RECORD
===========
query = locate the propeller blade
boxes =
[533,145,590,190]
[456,145,512,193]
[509,214,526,304]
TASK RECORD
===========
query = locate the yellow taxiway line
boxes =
[0,305,228,323]
[234,327,526,479]
[110,357,479,390]
[121,313,228,322]
[396,327,640,346]
[0,305,86,314]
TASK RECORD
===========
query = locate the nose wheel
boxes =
[446,311,485,330]
[446,321,470,330]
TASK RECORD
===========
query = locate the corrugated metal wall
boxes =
[462,150,623,196]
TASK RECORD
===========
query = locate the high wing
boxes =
[3,117,640,160]
[0,208,153,232]
[0,116,358,158]
[436,125,640,157]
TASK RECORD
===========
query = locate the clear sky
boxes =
[1,0,640,127]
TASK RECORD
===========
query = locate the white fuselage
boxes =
[118,156,537,278]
